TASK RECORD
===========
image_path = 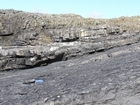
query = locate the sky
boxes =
[0,0,140,19]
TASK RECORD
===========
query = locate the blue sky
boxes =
[0,0,140,18]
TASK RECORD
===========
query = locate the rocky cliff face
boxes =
[0,9,140,46]
[1,9,140,70]
[1,9,140,105]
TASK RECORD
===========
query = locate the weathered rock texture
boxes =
[1,9,140,105]
[1,9,140,71]
[0,9,140,46]
[0,36,140,71]
[0,43,140,105]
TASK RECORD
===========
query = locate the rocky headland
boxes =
[0,9,140,105]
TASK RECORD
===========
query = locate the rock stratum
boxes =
[0,9,140,104]
[1,9,140,71]
[0,9,140,46]
[1,43,140,105]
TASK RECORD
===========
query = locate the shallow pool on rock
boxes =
[35,79,44,84]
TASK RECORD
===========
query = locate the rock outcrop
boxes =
[0,9,140,46]
[0,41,112,71]
[1,9,140,70]
[1,43,140,105]
[1,33,140,71]
[1,9,140,105]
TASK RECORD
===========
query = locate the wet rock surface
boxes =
[0,43,140,105]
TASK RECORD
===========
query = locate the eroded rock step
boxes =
[1,9,140,70]
[0,42,140,105]
[0,36,140,71]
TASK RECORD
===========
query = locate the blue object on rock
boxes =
[35,79,44,84]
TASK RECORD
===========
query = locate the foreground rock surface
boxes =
[0,43,140,105]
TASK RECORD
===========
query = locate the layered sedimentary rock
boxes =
[1,43,140,105]
[1,32,140,71]
[1,9,140,70]
[0,9,140,46]
[1,9,140,105]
